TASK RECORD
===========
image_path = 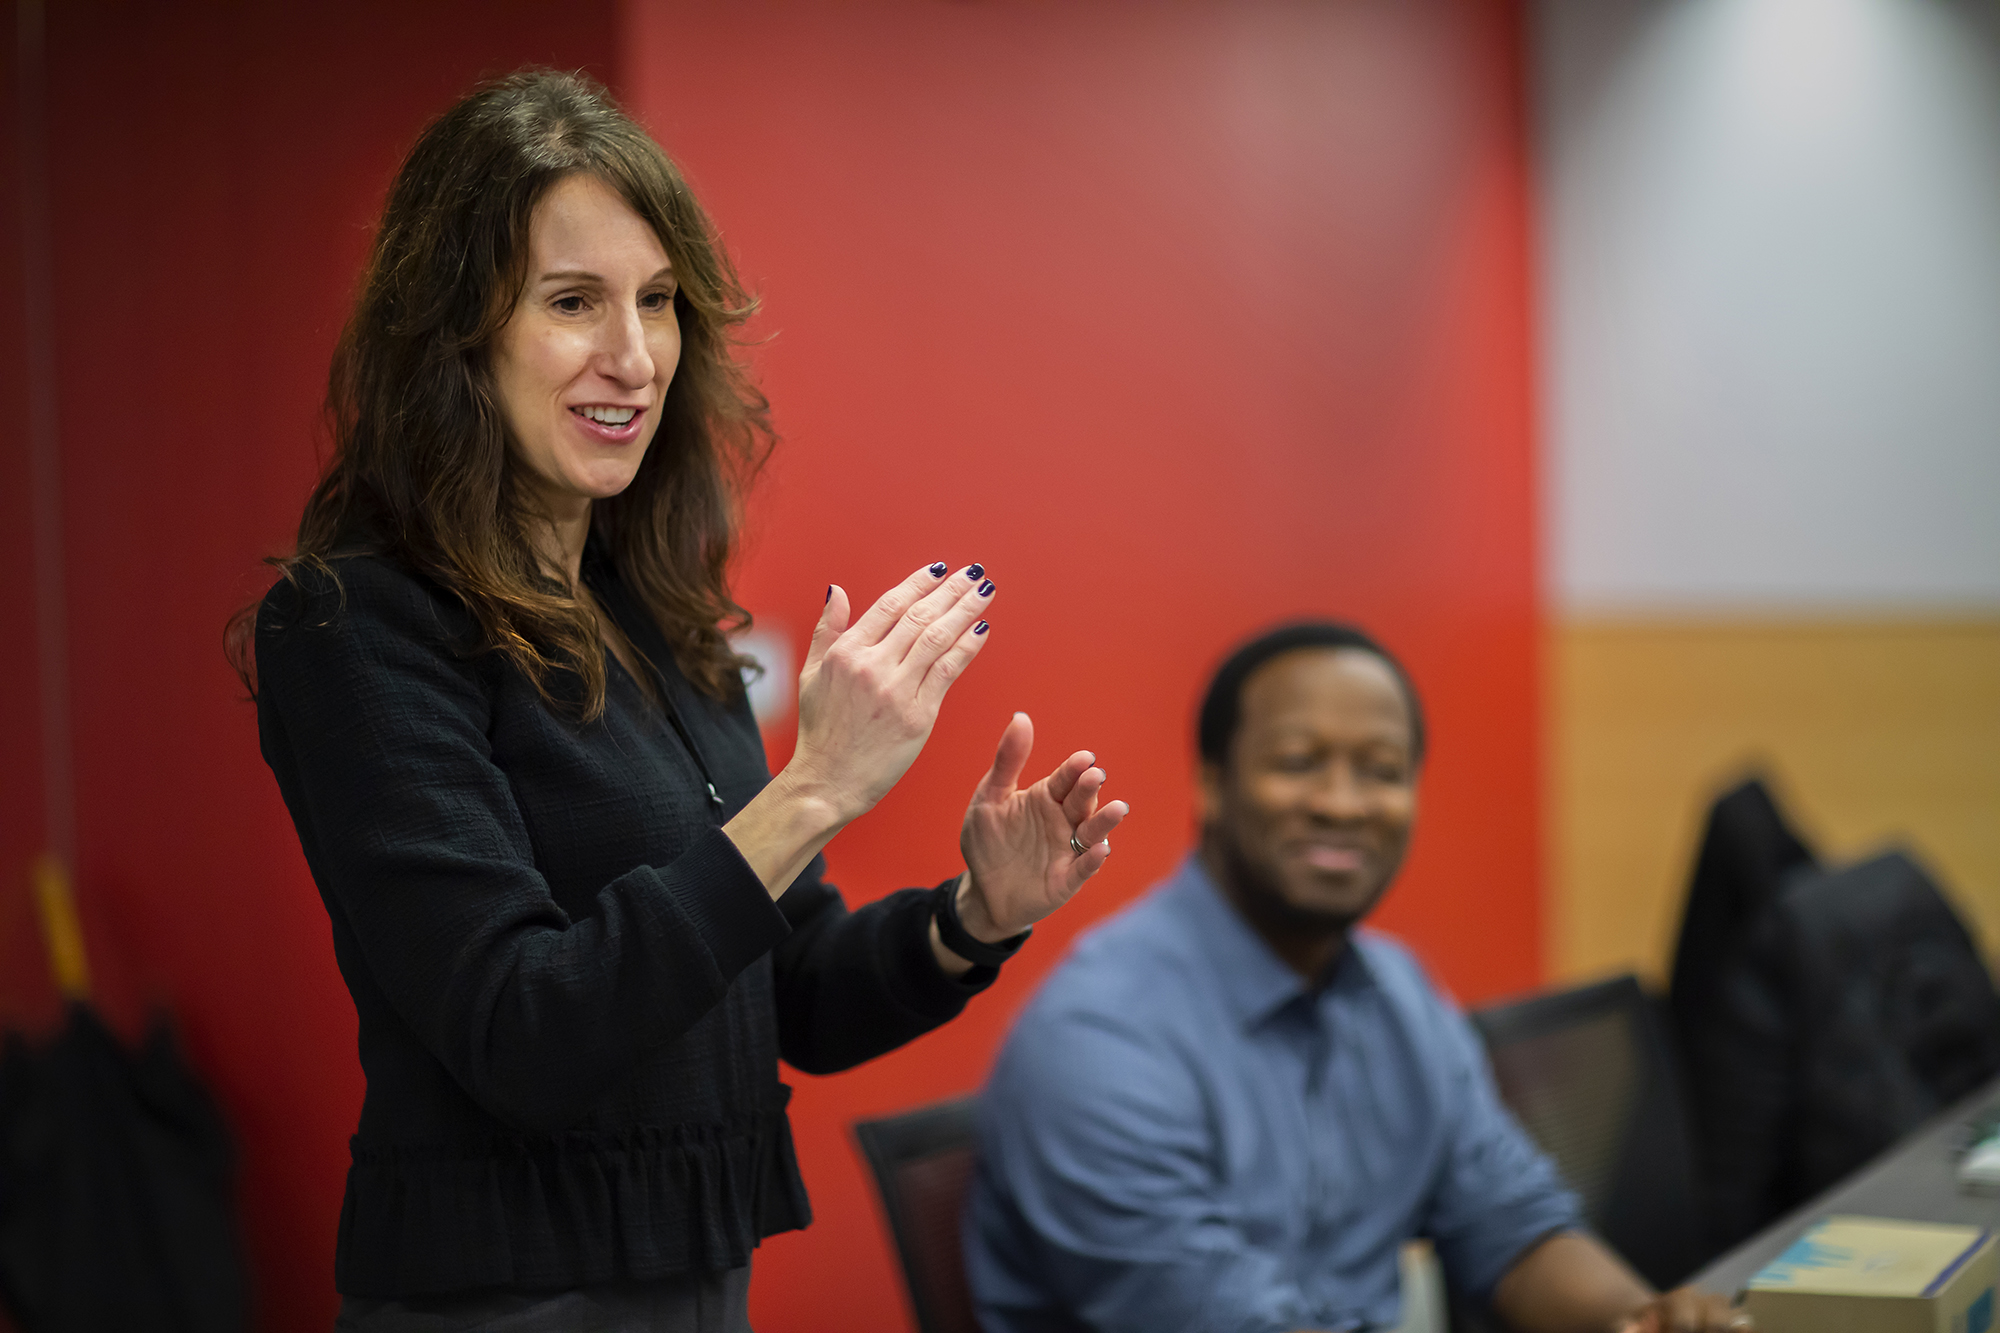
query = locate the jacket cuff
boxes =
[904,881,1003,1007]
[659,826,792,981]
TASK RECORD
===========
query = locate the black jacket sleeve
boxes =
[770,866,997,1075]
[256,559,792,1131]
[592,557,1008,1078]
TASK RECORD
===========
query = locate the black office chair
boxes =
[1468,974,1711,1292]
[853,1096,983,1333]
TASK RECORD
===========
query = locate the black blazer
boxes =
[255,549,990,1298]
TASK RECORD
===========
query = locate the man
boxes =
[968,623,1749,1333]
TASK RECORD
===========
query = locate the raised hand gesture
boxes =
[725,559,1132,943]
[955,712,1130,941]
[727,561,994,896]
[785,561,996,822]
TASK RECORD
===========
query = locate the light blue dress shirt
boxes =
[968,857,1580,1333]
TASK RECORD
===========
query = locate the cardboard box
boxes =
[1743,1216,1996,1333]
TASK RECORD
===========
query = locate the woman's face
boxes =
[491,173,681,518]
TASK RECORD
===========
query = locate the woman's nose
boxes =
[597,306,654,386]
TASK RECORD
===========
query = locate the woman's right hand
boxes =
[725,561,994,899]
[782,562,996,823]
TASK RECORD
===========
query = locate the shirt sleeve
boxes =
[769,868,996,1075]
[1419,1008,1585,1302]
[971,1006,1320,1333]
[255,560,793,1132]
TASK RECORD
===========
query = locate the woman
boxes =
[235,70,1127,1331]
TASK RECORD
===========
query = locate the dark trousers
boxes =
[334,1268,753,1333]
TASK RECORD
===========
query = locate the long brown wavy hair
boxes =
[228,69,769,714]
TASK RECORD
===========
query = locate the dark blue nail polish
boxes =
[928,562,948,578]
[974,620,989,635]
[825,585,832,603]
[978,580,995,597]
[965,564,984,580]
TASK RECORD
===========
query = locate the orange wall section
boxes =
[619,2,1542,1328]
[1548,618,2000,990]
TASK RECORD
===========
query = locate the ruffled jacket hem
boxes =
[333,1095,811,1298]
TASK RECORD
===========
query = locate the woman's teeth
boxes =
[576,406,637,425]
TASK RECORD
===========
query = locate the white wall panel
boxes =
[1537,0,2000,610]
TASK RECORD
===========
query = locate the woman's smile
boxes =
[568,402,648,443]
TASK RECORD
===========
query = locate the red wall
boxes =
[14,5,618,1328]
[622,2,1541,1329]
[1,6,51,1037]
[5,2,1537,1330]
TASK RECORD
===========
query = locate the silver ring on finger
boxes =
[1069,832,1090,857]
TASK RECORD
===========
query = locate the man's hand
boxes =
[1493,1232,1752,1333]
[1612,1290,1752,1332]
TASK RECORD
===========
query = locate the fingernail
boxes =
[928,562,948,578]
[974,620,989,635]
[965,563,984,580]
[825,585,832,603]
[978,580,995,597]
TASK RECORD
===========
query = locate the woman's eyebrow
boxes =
[534,264,676,284]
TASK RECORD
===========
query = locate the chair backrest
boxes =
[1668,776,1817,1042]
[853,1096,983,1333]
[1680,850,2000,1247]
[1468,974,1710,1290]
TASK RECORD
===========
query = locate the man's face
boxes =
[1200,647,1418,936]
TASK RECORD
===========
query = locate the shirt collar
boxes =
[1165,855,1378,1031]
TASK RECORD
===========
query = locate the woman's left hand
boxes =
[956,712,1130,942]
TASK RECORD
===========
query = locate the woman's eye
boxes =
[640,290,675,313]
[552,295,588,314]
